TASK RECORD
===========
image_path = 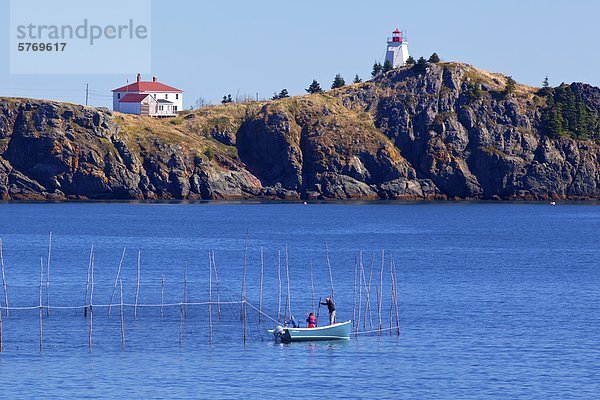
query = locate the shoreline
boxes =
[1,199,599,205]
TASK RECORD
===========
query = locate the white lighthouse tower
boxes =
[385,29,410,68]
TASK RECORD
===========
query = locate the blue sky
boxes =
[1,0,598,109]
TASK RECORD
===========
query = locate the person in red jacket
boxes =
[306,312,317,328]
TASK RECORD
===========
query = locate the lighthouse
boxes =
[385,29,410,68]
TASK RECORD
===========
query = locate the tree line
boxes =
[540,77,599,140]
[217,52,442,105]
[294,53,442,96]
[464,74,598,141]
[217,53,443,104]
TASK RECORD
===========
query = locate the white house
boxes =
[112,74,183,117]
[385,29,410,68]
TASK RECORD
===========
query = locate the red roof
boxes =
[118,93,151,103]
[112,81,183,93]
[393,28,401,34]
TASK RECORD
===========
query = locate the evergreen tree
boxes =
[546,104,566,137]
[271,89,289,100]
[465,81,483,101]
[278,88,289,99]
[371,61,382,77]
[554,84,577,131]
[382,60,393,73]
[221,95,230,104]
[502,76,516,98]
[575,101,590,139]
[428,52,440,63]
[331,74,346,89]
[405,56,416,65]
[542,76,550,89]
[305,79,323,94]
[227,94,233,103]
[539,75,552,97]
[414,56,428,73]
[353,74,362,84]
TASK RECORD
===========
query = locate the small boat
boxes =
[268,320,352,342]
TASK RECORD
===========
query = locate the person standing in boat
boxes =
[320,297,336,325]
[287,315,300,328]
[306,312,317,328]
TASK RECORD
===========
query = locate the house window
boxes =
[117,93,121,99]
[165,94,168,99]
[176,94,179,100]
[173,106,178,112]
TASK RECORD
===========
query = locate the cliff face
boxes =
[0,62,599,200]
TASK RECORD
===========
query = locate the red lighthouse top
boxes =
[390,28,403,43]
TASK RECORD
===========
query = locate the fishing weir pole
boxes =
[0,239,9,317]
[108,247,126,317]
[45,232,52,317]
[39,257,43,352]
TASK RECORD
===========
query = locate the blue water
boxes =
[0,202,598,398]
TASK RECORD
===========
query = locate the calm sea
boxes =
[0,202,598,399]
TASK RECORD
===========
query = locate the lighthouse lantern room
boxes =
[385,28,410,68]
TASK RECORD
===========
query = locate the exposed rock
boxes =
[0,61,599,200]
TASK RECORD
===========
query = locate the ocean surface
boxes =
[0,201,598,399]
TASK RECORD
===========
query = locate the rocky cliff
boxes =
[1,62,599,200]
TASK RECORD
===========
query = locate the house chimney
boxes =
[136,73,141,82]
[152,76,157,82]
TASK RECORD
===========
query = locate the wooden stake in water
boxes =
[0,239,9,317]
[243,297,247,345]
[378,250,385,335]
[84,245,93,317]
[389,257,394,335]
[211,251,221,319]
[356,252,363,335]
[39,257,43,352]
[309,258,315,313]
[161,272,165,319]
[108,247,126,317]
[325,242,335,301]
[258,246,264,323]
[352,255,358,328]
[285,245,291,322]
[277,249,282,323]
[391,258,401,336]
[242,251,248,345]
[0,298,3,352]
[209,255,213,345]
[134,250,141,320]
[179,303,183,348]
[89,251,94,351]
[120,278,125,350]
[241,242,247,320]
[183,263,188,319]
[45,231,52,317]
